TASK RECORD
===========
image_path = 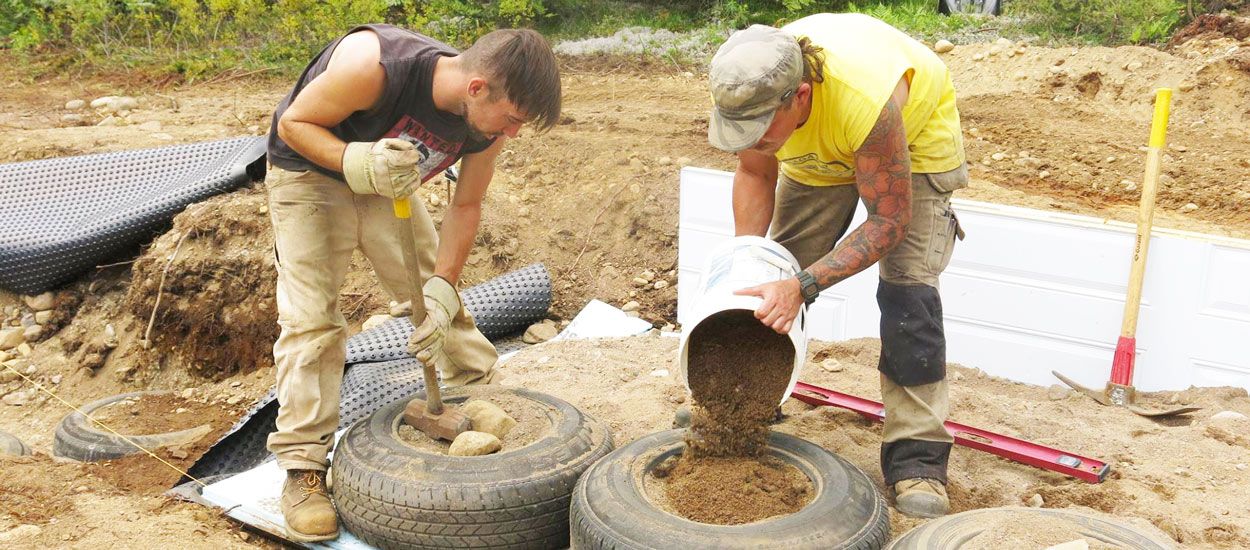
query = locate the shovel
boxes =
[1053,88,1199,418]
[392,197,471,440]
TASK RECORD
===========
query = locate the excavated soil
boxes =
[88,392,219,436]
[3,25,1250,547]
[396,391,554,454]
[652,453,813,525]
[685,310,794,458]
[499,336,1250,548]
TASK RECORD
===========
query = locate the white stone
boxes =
[653,280,670,290]
[90,96,116,109]
[1026,493,1044,507]
[1182,203,1199,212]
[34,311,52,324]
[934,39,955,54]
[621,301,640,312]
[0,328,23,351]
[522,321,559,344]
[448,431,501,456]
[61,114,85,124]
[991,152,1006,161]
[819,359,845,372]
[65,99,86,110]
[23,292,54,310]
[462,400,517,439]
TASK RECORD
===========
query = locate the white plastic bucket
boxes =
[677,236,808,406]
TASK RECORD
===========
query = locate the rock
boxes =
[24,364,35,375]
[991,152,1006,161]
[1211,410,1248,422]
[649,369,669,377]
[640,269,655,281]
[1026,493,1044,507]
[632,277,649,286]
[1126,61,1143,72]
[522,320,559,344]
[65,99,86,110]
[226,395,244,405]
[462,400,517,439]
[653,280,669,290]
[176,408,188,414]
[230,381,242,388]
[673,406,692,428]
[50,374,61,385]
[1015,71,1027,80]
[819,359,845,372]
[103,323,119,349]
[23,292,55,310]
[1122,180,1137,191]
[448,431,501,456]
[972,53,985,61]
[0,328,23,351]
[989,46,1003,56]
[74,485,88,493]
[621,301,640,312]
[3,390,31,406]
[22,325,42,342]
[137,120,162,132]
[97,115,121,127]
[169,447,189,460]
[19,314,35,328]
[933,39,955,53]
[1182,203,1198,212]
[1237,464,1247,471]
[181,388,195,399]
[361,314,392,332]
[34,311,52,325]
[90,96,115,110]
[1039,170,1051,179]
[625,311,641,318]
[113,96,138,111]
[657,156,673,166]
[661,323,676,333]
[995,37,1014,48]
[389,301,413,318]
[61,113,85,124]
[1047,385,1072,401]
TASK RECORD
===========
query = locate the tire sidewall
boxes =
[53,390,210,462]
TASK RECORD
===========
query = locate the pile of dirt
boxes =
[396,391,554,454]
[1169,14,1250,47]
[658,310,807,524]
[89,392,220,436]
[499,335,1250,548]
[652,454,813,525]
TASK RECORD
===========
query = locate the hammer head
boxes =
[402,398,471,441]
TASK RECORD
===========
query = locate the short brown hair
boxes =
[461,29,562,132]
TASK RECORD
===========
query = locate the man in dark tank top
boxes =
[262,25,561,541]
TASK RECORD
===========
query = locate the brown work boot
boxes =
[893,478,949,518]
[281,469,338,542]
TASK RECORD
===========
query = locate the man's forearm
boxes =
[277,118,348,172]
[733,169,775,236]
[433,203,481,285]
[804,216,906,290]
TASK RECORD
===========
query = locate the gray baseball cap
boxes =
[708,25,803,152]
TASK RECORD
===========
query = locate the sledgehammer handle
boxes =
[394,198,442,413]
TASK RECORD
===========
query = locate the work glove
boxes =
[341,138,422,199]
[405,276,460,367]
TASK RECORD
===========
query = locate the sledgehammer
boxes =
[392,198,471,441]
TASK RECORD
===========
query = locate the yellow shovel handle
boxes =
[1149,88,1171,149]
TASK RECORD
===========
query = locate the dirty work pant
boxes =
[264,165,498,472]
[771,163,967,486]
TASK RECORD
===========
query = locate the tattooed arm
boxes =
[804,77,912,289]
[735,77,911,334]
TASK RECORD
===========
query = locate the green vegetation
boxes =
[0,0,1207,80]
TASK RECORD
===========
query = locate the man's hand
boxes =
[406,276,459,366]
[734,277,804,334]
[342,138,423,199]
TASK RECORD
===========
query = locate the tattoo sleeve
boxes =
[804,97,912,290]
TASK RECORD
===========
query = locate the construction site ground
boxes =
[2,23,1250,549]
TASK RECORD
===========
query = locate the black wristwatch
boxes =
[796,270,820,306]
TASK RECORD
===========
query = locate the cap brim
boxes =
[708,108,775,153]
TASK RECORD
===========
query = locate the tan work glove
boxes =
[341,138,422,199]
[406,276,460,366]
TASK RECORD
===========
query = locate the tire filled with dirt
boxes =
[332,385,613,549]
[569,429,889,550]
[53,390,215,462]
[886,506,1177,549]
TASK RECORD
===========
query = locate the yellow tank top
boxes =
[776,13,965,186]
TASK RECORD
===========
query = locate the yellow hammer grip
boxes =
[1149,88,1172,149]
[393,198,411,219]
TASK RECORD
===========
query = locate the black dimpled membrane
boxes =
[0,137,266,294]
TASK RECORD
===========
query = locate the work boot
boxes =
[893,478,949,518]
[281,469,338,542]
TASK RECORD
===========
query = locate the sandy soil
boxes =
[2,20,1249,549]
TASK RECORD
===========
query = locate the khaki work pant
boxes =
[772,164,967,484]
[264,165,498,471]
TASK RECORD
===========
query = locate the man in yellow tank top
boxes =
[707,13,967,518]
